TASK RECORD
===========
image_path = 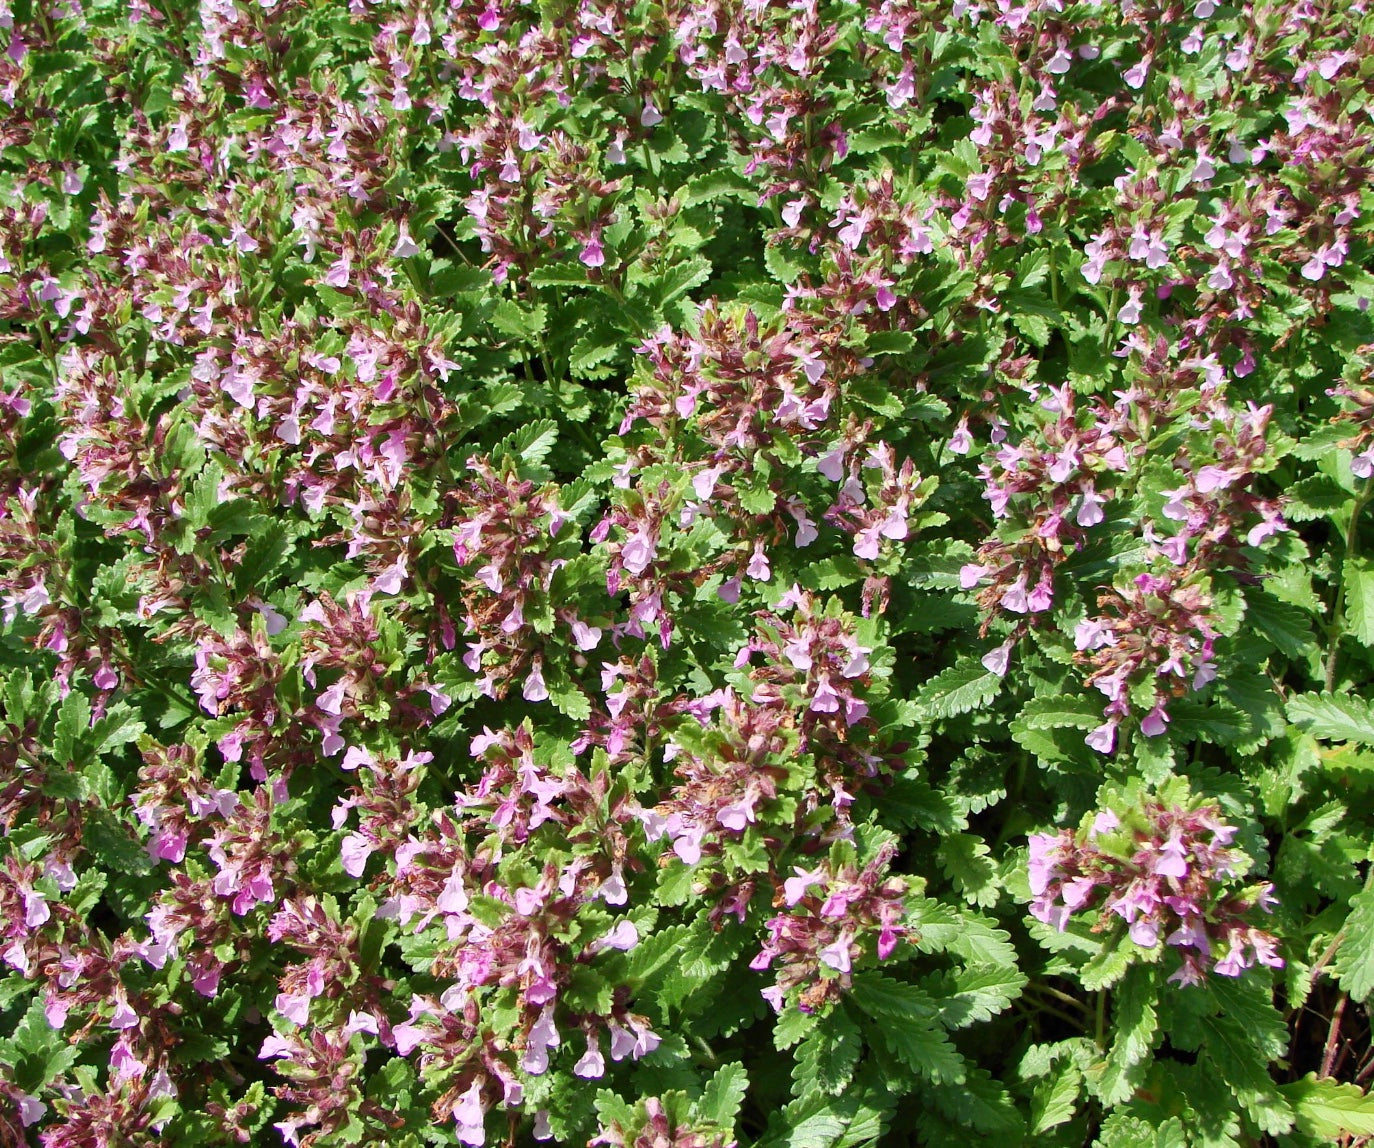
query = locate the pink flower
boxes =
[573,1040,606,1079]
[1085,722,1117,754]
[818,935,852,973]
[1140,704,1170,738]
[579,237,605,268]
[621,530,656,575]
[454,1082,486,1146]
[981,640,1013,676]
[523,662,549,703]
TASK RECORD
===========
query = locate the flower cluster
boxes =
[1030,800,1282,986]
[1,0,1365,1141]
[751,845,907,1013]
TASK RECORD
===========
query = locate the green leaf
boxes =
[764,244,805,285]
[652,256,713,308]
[52,689,90,765]
[1287,692,1374,744]
[627,924,693,995]
[1133,733,1175,787]
[1346,557,1374,646]
[774,1003,817,1051]
[793,1009,863,1097]
[1165,700,1247,745]
[594,1090,636,1133]
[851,974,966,1083]
[547,676,592,722]
[930,964,1027,1029]
[1279,1074,1374,1139]
[1241,589,1315,658]
[1282,476,1348,522]
[1094,1114,1187,1148]
[1333,881,1374,1003]
[681,169,755,207]
[916,660,1001,721]
[430,262,492,295]
[758,1066,895,1148]
[1224,670,1286,753]
[697,1062,749,1128]
[528,262,592,287]
[864,330,916,356]
[83,807,152,875]
[922,1067,1023,1135]
[494,419,559,470]
[1198,980,1292,1135]
[1097,967,1159,1106]
[1018,695,1101,730]
[937,833,1000,907]
[1031,1061,1082,1134]
[736,475,777,515]
[1079,938,1133,991]
[490,298,548,340]
[570,330,622,377]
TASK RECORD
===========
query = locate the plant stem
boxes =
[1320,993,1347,1078]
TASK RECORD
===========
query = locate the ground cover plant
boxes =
[2,0,1374,1143]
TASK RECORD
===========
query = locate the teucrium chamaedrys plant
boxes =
[2,0,1374,1144]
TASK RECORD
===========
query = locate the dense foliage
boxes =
[2,0,1374,1143]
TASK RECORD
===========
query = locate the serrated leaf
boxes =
[594,1090,636,1133]
[53,689,90,765]
[697,1062,748,1128]
[681,169,755,207]
[1031,1061,1082,1134]
[1345,557,1374,646]
[864,330,915,356]
[547,677,592,722]
[1247,588,1318,658]
[235,522,292,594]
[90,704,144,755]
[1094,1114,1187,1148]
[570,330,622,377]
[1165,700,1247,745]
[764,244,804,285]
[1333,882,1374,1003]
[83,801,153,873]
[528,262,592,287]
[931,964,1026,1029]
[1282,476,1348,522]
[653,256,712,308]
[758,1088,886,1148]
[1198,980,1292,1135]
[1097,967,1159,1106]
[627,924,693,995]
[923,1067,1023,1134]
[851,974,965,1084]
[1287,692,1374,744]
[495,419,559,469]
[1079,938,1133,991]
[1224,670,1286,752]
[430,262,492,295]
[1019,695,1101,730]
[793,1010,863,1097]
[1280,1074,1374,1139]
[490,298,547,340]
[937,833,1000,907]
[774,1003,817,1051]
[916,660,1000,721]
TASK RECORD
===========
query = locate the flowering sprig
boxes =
[1029,797,1282,986]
